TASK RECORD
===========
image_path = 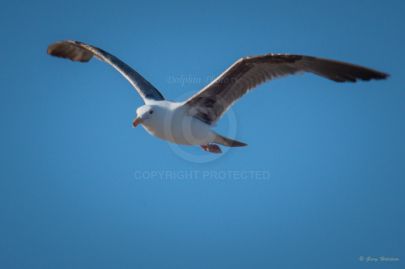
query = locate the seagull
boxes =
[47,40,388,153]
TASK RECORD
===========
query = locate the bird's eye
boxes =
[149,110,154,114]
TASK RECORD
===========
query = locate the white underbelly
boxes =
[142,114,215,145]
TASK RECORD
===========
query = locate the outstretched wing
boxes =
[183,54,388,125]
[47,40,164,102]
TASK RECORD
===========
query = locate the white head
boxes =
[133,105,157,127]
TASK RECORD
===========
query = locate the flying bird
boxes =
[47,40,388,153]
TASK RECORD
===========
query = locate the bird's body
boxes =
[47,40,388,153]
[137,100,216,146]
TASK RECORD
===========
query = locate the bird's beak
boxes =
[132,117,143,127]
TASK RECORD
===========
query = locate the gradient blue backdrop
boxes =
[1,0,404,268]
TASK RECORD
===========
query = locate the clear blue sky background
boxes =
[0,0,404,268]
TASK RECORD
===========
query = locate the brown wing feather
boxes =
[47,40,165,102]
[183,54,388,125]
[48,42,93,62]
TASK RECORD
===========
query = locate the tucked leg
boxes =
[200,144,222,154]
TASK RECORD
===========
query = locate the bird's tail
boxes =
[214,133,247,147]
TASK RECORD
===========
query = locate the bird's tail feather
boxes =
[214,133,247,147]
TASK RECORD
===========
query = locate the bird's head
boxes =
[133,105,156,127]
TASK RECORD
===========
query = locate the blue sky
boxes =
[0,0,404,268]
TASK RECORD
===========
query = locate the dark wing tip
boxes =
[331,70,389,83]
[303,56,390,83]
[371,71,390,80]
[356,68,389,82]
[47,40,93,62]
